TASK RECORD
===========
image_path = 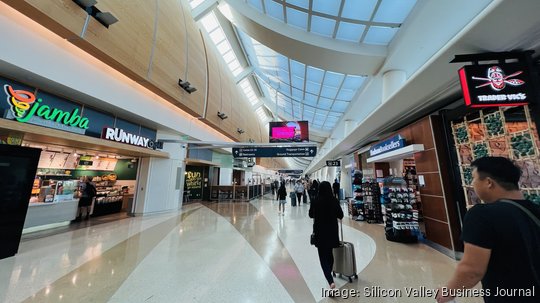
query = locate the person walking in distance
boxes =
[274,179,279,200]
[332,179,340,200]
[309,181,344,290]
[294,180,304,205]
[436,157,540,303]
[277,182,287,215]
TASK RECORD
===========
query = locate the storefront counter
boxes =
[23,199,78,233]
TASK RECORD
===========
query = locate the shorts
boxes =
[279,199,286,204]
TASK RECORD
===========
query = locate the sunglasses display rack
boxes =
[361,179,383,224]
[382,177,419,243]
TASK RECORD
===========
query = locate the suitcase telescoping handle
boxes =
[339,219,344,243]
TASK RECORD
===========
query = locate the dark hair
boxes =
[318,181,334,200]
[470,156,521,190]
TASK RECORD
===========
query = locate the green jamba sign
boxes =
[4,84,89,129]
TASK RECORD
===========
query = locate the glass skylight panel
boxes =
[306,66,325,82]
[200,13,219,31]
[222,51,236,64]
[310,15,336,38]
[216,40,231,54]
[209,29,226,44]
[278,69,289,82]
[228,60,241,72]
[305,81,321,95]
[277,56,289,71]
[286,7,308,30]
[342,75,365,89]
[323,71,345,87]
[291,75,304,89]
[290,60,305,77]
[304,96,317,106]
[364,26,399,45]
[312,0,341,15]
[317,97,333,109]
[324,121,336,128]
[337,89,354,100]
[320,86,338,99]
[373,0,417,23]
[189,0,205,9]
[332,100,348,112]
[264,0,284,21]
[326,116,340,123]
[336,22,366,42]
[292,87,303,99]
[247,0,264,13]
[287,0,309,9]
[304,92,318,102]
[341,0,378,21]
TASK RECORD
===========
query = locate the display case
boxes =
[92,178,123,216]
[24,178,79,232]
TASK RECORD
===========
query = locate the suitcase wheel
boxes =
[348,277,353,283]
[332,272,336,277]
[354,274,358,279]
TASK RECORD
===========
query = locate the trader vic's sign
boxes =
[3,85,89,134]
[458,63,532,108]
[102,127,157,149]
[369,135,406,157]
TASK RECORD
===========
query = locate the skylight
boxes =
[200,12,243,76]
[245,0,418,45]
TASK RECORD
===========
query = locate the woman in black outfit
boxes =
[309,181,344,289]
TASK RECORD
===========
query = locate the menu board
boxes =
[50,153,69,169]
[38,151,56,168]
[64,153,79,169]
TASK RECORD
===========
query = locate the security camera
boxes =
[178,79,190,88]
[185,86,197,94]
[181,144,186,148]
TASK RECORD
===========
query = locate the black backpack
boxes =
[85,182,97,198]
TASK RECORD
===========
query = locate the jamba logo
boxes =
[4,84,35,118]
[3,84,89,129]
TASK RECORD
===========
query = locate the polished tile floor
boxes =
[0,195,484,303]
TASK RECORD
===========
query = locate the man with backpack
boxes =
[74,176,97,221]
[436,157,540,302]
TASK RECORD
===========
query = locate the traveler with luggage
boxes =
[294,180,304,205]
[309,181,344,290]
[277,182,287,215]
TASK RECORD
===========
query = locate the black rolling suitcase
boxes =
[332,220,358,282]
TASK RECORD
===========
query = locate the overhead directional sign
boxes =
[233,146,317,158]
[326,160,341,167]
[278,170,304,174]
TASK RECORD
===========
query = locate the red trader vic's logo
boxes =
[471,66,525,91]
[3,84,89,129]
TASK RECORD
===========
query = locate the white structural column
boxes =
[220,168,233,185]
[134,131,187,215]
[343,119,357,137]
[381,70,407,103]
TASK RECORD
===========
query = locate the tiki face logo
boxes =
[4,84,36,118]
[471,66,525,91]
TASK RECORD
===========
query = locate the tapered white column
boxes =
[382,70,406,103]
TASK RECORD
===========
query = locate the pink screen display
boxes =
[272,127,295,139]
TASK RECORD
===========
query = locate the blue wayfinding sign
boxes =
[369,135,406,157]
[233,146,317,158]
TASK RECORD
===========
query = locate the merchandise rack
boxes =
[382,177,419,243]
[362,179,382,224]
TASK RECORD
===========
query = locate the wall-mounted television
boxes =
[269,121,309,143]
